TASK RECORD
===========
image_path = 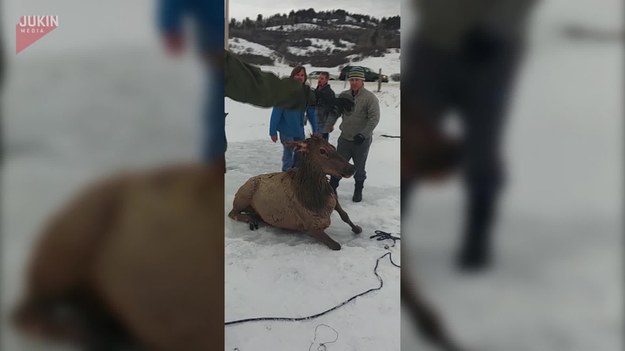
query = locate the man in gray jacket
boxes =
[327,66,380,202]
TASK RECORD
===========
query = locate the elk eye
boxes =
[320,149,327,155]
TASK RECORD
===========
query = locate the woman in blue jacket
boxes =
[269,66,318,171]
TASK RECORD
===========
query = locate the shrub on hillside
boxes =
[235,53,275,66]
[293,39,313,47]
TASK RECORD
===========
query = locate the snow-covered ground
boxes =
[347,50,401,76]
[225,72,401,350]
[229,37,278,57]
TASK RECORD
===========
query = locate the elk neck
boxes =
[292,154,333,212]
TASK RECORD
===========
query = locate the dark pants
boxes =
[403,34,523,259]
[336,136,372,182]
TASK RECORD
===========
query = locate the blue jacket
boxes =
[269,106,318,139]
[157,0,224,51]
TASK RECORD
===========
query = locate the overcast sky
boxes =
[229,0,401,21]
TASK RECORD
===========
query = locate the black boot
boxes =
[456,187,499,272]
[329,177,340,193]
[352,180,364,202]
[456,242,492,272]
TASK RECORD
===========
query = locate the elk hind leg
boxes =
[309,230,341,251]
[228,181,261,230]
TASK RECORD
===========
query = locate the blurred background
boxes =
[1,0,623,350]
[1,0,210,349]
[401,0,622,350]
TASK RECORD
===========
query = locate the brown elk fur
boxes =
[13,163,225,350]
[401,101,462,184]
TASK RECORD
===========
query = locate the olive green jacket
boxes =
[224,50,315,111]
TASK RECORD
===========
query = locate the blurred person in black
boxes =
[402,0,539,271]
[314,71,337,141]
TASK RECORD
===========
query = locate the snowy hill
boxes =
[229,9,399,67]
[228,36,401,79]
[229,38,278,57]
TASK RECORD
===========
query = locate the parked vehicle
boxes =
[339,65,389,82]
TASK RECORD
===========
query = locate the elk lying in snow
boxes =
[229,135,362,250]
[12,164,225,351]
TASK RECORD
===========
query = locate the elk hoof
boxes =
[352,225,362,234]
[328,242,341,251]
[249,221,259,231]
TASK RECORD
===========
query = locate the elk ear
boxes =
[285,140,308,152]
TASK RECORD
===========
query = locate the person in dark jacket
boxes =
[269,66,318,171]
[314,72,336,141]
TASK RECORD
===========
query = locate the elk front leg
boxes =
[228,208,261,230]
[334,200,362,234]
[309,230,341,251]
